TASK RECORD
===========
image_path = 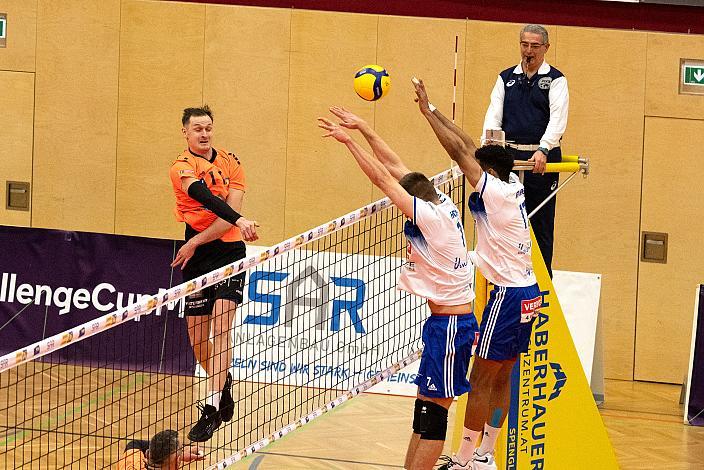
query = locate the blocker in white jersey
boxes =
[318,105,478,470]
[414,75,543,468]
[398,190,475,306]
[469,170,541,360]
[397,189,477,398]
[469,171,536,288]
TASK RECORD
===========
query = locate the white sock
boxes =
[477,423,500,456]
[456,427,481,465]
[206,391,220,408]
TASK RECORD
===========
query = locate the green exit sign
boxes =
[684,66,704,86]
[0,15,6,40]
[680,59,704,95]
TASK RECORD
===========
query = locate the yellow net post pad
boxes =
[452,231,618,469]
[513,162,582,173]
[545,162,581,173]
[560,155,580,163]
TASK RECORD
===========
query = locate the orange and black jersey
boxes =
[170,148,246,242]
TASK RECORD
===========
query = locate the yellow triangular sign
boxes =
[453,232,618,468]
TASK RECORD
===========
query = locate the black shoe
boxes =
[188,403,222,442]
[219,372,234,422]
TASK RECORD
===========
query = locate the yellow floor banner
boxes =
[453,233,618,468]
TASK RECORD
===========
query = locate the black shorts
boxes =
[182,225,247,316]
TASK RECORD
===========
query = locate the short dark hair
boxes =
[148,429,179,467]
[398,172,438,202]
[475,145,514,182]
[182,105,213,126]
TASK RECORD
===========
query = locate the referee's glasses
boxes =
[520,41,545,51]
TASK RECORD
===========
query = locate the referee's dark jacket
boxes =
[483,61,569,277]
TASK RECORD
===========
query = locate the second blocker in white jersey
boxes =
[469,172,537,287]
[397,190,475,306]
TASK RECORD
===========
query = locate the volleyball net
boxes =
[0,168,465,469]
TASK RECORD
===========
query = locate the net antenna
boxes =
[448,35,459,190]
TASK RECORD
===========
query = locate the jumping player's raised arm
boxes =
[411,78,483,188]
[317,116,414,219]
[328,106,411,181]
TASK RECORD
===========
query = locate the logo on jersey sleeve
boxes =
[538,76,553,90]
[178,169,195,176]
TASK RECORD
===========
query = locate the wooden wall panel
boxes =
[553,27,647,380]
[374,16,467,196]
[0,0,37,72]
[285,10,377,236]
[115,0,205,239]
[203,5,290,246]
[635,117,704,383]
[645,32,704,120]
[32,0,119,233]
[0,71,33,227]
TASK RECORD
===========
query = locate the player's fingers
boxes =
[170,253,183,268]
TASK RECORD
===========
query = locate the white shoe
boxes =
[472,450,497,470]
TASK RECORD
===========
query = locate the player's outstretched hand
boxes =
[329,106,366,130]
[236,217,260,242]
[318,117,352,143]
[411,77,432,114]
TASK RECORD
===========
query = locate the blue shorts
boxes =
[414,314,479,398]
[477,284,542,360]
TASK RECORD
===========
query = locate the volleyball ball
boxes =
[354,65,391,101]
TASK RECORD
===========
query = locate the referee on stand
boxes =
[483,24,569,277]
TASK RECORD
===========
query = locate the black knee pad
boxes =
[417,400,448,441]
[412,398,423,434]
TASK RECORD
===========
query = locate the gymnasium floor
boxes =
[2,363,703,468]
[227,379,704,470]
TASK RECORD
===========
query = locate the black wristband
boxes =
[538,146,549,157]
[187,181,242,226]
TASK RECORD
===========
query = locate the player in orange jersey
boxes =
[169,105,258,442]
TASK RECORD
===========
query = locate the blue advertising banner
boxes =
[686,285,704,426]
[0,225,194,375]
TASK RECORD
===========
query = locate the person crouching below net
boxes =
[413,78,542,470]
[318,107,478,470]
[115,430,205,469]
[169,105,260,442]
